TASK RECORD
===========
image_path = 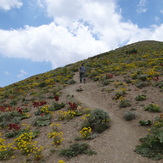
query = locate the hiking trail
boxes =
[62,72,161,163]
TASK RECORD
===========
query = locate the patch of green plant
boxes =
[5,131,18,138]
[0,112,21,128]
[153,81,163,89]
[138,74,148,81]
[32,114,51,126]
[49,102,65,111]
[118,100,131,108]
[101,79,110,86]
[11,116,22,124]
[60,143,96,157]
[125,48,137,54]
[112,89,126,100]
[125,79,132,84]
[22,108,30,112]
[9,99,17,106]
[123,111,136,121]
[0,149,13,160]
[0,112,12,122]
[67,79,76,85]
[82,109,110,133]
[30,130,40,138]
[135,80,150,89]
[38,82,46,88]
[74,110,83,116]
[135,116,163,160]
[144,104,161,112]
[135,95,146,101]
[139,120,152,126]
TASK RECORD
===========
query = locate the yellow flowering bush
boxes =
[58,160,66,163]
[14,132,35,154]
[66,110,76,119]
[112,88,127,100]
[14,132,44,160]
[80,127,92,139]
[32,145,44,161]
[40,105,51,114]
[57,110,76,120]
[47,131,64,147]
[0,133,14,160]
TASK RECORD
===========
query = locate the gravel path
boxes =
[62,72,161,163]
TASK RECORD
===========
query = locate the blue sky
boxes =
[0,0,163,87]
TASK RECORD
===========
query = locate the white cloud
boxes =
[160,10,163,14]
[0,0,163,70]
[0,23,108,68]
[137,0,148,13]
[0,0,23,11]
[4,71,10,75]
[17,69,27,78]
[154,16,161,23]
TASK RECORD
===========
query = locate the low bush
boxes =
[60,143,96,157]
[118,100,131,108]
[32,114,51,126]
[139,120,152,126]
[135,116,163,160]
[135,95,146,101]
[67,79,76,85]
[123,111,136,121]
[49,102,65,111]
[144,104,161,112]
[135,80,150,89]
[81,109,110,134]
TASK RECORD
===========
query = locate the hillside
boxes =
[0,40,163,163]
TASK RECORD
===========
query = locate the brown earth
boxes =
[3,72,162,163]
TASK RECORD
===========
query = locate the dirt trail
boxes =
[62,73,161,163]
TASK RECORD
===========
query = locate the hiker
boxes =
[79,64,86,83]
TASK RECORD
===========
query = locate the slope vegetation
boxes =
[0,40,162,163]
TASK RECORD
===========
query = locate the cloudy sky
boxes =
[0,0,163,87]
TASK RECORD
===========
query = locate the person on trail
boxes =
[79,64,86,83]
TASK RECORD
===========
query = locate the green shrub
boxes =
[123,111,136,121]
[38,82,46,88]
[135,116,163,160]
[118,100,131,108]
[125,79,132,84]
[5,131,18,138]
[144,104,161,112]
[101,79,110,86]
[139,120,152,126]
[60,143,96,157]
[135,80,150,88]
[10,99,17,106]
[153,81,163,89]
[0,149,13,160]
[112,89,126,100]
[32,114,51,126]
[82,109,110,133]
[49,102,65,111]
[135,95,146,101]
[93,123,109,133]
[138,74,148,81]
[0,112,21,128]
[67,79,76,85]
